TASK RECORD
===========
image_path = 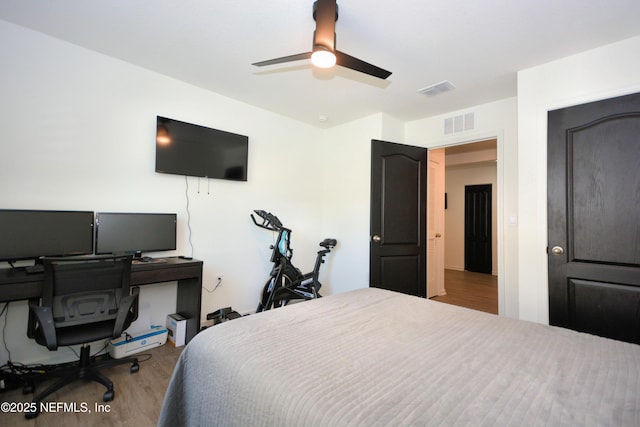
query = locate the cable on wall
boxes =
[202,277,222,294]
[184,176,195,258]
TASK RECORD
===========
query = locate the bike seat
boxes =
[320,238,337,248]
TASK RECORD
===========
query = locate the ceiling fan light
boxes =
[311,48,336,68]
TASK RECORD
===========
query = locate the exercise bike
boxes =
[251,210,337,312]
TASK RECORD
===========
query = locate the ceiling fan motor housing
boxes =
[313,1,338,22]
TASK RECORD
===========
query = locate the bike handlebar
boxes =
[250,210,283,231]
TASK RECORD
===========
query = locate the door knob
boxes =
[551,246,564,255]
[372,235,381,243]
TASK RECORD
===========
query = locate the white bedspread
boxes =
[158,288,640,426]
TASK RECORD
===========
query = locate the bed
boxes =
[158,288,640,426]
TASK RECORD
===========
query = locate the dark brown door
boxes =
[464,184,492,274]
[548,91,640,344]
[370,140,427,297]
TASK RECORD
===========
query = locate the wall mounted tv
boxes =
[0,209,94,263]
[155,116,248,181]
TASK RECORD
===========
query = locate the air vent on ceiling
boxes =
[444,112,475,135]
[418,80,455,97]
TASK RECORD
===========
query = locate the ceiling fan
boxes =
[252,0,392,80]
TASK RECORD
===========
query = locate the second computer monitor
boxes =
[95,212,176,257]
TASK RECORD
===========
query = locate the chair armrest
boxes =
[113,290,139,337]
[26,298,38,339]
[28,300,57,351]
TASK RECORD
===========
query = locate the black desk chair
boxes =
[26,254,140,418]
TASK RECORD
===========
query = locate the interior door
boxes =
[464,184,492,274]
[370,140,427,297]
[427,149,445,298]
[548,91,640,344]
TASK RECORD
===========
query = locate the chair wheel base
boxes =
[130,363,139,373]
[25,409,40,419]
[103,390,114,402]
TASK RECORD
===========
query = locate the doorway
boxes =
[368,138,500,314]
[429,139,498,314]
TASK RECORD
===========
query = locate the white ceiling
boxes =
[2,0,639,128]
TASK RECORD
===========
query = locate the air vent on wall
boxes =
[444,112,475,135]
[418,80,455,97]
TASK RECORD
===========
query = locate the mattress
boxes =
[158,287,640,426]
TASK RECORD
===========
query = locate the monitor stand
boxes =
[132,254,167,264]
[25,258,44,274]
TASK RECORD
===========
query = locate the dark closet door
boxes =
[370,140,427,297]
[547,91,640,344]
[464,184,492,274]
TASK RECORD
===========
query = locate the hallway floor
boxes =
[431,269,498,314]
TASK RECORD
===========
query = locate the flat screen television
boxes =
[0,209,94,263]
[155,116,248,181]
[95,212,177,258]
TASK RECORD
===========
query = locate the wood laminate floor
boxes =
[431,269,498,315]
[1,343,182,427]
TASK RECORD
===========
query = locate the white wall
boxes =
[319,113,402,295]
[0,20,325,364]
[405,98,519,319]
[517,34,640,323]
[444,163,498,274]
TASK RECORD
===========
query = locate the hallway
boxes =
[431,269,498,314]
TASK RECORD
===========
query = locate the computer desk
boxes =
[0,257,203,344]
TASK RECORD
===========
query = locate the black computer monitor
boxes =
[0,209,95,263]
[95,212,177,258]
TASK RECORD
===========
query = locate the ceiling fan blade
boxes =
[335,50,392,80]
[313,0,337,51]
[252,52,312,67]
